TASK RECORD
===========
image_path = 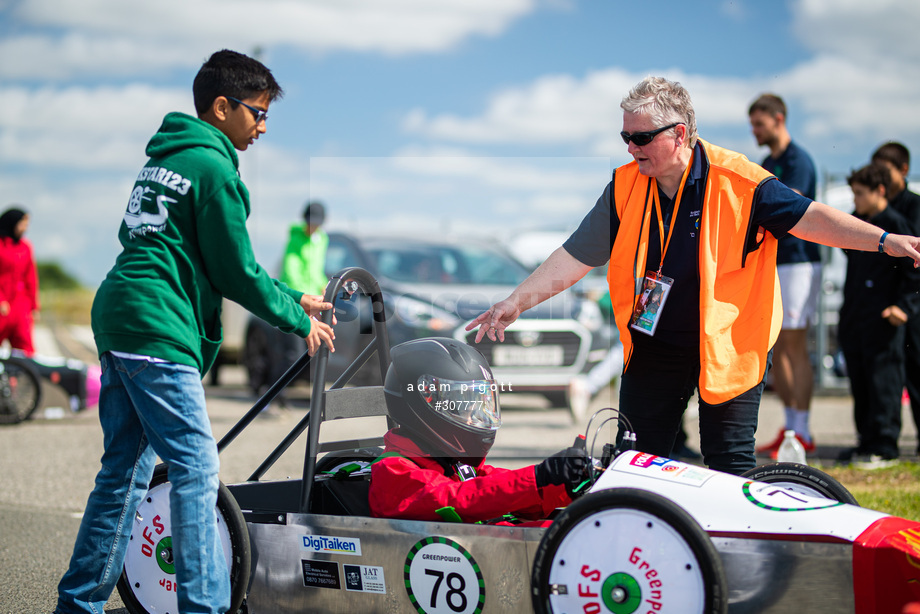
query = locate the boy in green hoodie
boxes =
[55,50,335,614]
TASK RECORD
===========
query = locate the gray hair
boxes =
[620,76,698,149]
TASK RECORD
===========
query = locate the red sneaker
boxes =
[798,434,816,454]
[756,429,816,459]
[755,428,786,455]
[770,434,816,460]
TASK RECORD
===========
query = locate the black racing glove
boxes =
[534,446,589,497]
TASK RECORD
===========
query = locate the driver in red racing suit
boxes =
[370,337,588,526]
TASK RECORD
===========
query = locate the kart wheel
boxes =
[0,357,42,424]
[532,487,727,614]
[741,462,858,505]
[116,464,251,614]
[244,325,273,395]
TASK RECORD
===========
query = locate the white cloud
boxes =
[773,56,919,140]
[401,1,920,165]
[297,153,609,235]
[793,0,920,64]
[12,0,920,287]
[389,146,609,191]
[392,0,920,167]
[402,67,768,156]
[0,33,197,80]
[0,84,189,169]
[5,0,535,79]
[3,170,129,284]
[403,68,636,150]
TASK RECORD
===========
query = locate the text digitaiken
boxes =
[302,535,362,556]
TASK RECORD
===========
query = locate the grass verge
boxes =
[822,461,920,521]
[39,288,94,325]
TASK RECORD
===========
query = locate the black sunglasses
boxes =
[228,96,268,124]
[620,122,682,146]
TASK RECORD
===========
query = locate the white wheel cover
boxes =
[122,481,234,612]
[546,507,706,614]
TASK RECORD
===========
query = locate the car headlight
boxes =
[393,295,461,332]
[576,299,603,332]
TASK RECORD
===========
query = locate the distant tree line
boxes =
[37,261,83,290]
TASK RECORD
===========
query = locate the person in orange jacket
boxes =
[370,337,588,526]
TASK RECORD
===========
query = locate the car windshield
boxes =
[366,243,530,285]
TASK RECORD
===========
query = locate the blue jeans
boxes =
[618,341,771,475]
[56,353,229,614]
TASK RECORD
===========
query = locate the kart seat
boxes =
[311,449,380,517]
[309,386,390,517]
[229,386,389,518]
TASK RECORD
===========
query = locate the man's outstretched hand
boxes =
[465,298,521,343]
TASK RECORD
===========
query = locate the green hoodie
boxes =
[92,112,311,374]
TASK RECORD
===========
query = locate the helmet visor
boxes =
[417,374,501,431]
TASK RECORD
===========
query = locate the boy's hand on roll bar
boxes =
[305,319,335,356]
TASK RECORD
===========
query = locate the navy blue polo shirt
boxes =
[761,141,821,264]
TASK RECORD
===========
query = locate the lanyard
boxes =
[649,155,693,277]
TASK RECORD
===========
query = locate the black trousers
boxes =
[903,319,920,450]
[617,341,771,475]
[840,320,905,458]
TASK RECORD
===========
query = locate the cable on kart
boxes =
[583,407,635,489]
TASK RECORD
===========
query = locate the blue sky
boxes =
[3,0,920,286]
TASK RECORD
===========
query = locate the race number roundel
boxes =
[742,481,844,512]
[405,536,485,614]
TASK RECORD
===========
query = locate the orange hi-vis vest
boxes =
[607,139,782,404]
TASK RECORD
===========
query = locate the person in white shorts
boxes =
[749,94,821,458]
[779,263,821,331]
[772,260,822,451]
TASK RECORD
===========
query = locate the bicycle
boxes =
[0,354,42,424]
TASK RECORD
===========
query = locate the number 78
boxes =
[424,568,468,612]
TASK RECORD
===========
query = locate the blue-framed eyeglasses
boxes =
[620,122,682,146]
[227,97,268,124]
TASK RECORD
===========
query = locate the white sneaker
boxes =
[567,376,591,424]
[852,453,898,470]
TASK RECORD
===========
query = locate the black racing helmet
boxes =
[384,337,502,463]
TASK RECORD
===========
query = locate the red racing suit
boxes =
[0,236,38,355]
[369,428,571,525]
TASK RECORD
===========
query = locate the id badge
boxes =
[629,272,674,336]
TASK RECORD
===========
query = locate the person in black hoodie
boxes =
[838,163,920,464]
[871,142,920,455]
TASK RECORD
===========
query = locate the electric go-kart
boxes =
[116,268,920,614]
